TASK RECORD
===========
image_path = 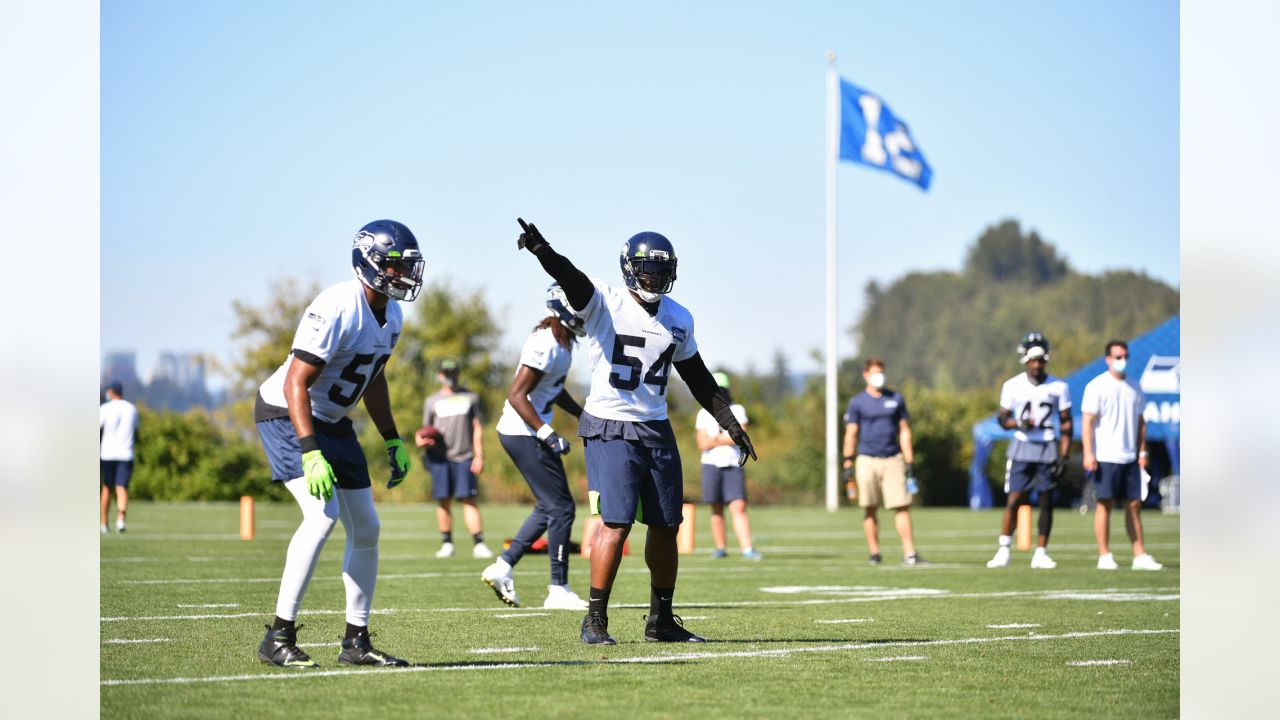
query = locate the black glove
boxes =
[841,464,854,482]
[1051,457,1068,478]
[517,218,550,255]
[728,425,757,467]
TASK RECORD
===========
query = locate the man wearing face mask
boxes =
[987,332,1072,570]
[841,358,923,565]
[1082,340,1163,571]
[419,359,493,559]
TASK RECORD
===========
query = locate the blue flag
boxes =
[839,79,932,190]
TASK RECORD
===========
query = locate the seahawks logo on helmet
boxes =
[545,282,586,336]
[1017,331,1051,364]
[351,220,425,302]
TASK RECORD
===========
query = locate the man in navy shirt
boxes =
[841,358,924,565]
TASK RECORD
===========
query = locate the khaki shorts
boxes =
[855,454,910,509]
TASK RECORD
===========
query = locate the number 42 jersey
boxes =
[257,279,403,423]
[579,279,698,422]
[999,372,1071,462]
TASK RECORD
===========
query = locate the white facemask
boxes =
[867,372,886,389]
[1112,358,1127,375]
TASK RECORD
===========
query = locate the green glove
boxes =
[302,449,335,501]
[386,438,410,489]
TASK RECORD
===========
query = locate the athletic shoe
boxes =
[644,614,707,643]
[543,585,589,610]
[742,549,763,561]
[481,559,519,607]
[100,524,108,534]
[338,632,408,667]
[258,624,318,668]
[472,542,494,559]
[711,548,728,559]
[1030,550,1057,569]
[580,614,616,645]
[1132,553,1164,571]
[868,553,882,566]
[435,542,455,558]
[986,546,1011,568]
[903,553,927,566]
[1097,552,1119,570]
[117,521,126,533]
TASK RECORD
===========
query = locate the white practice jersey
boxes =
[258,279,403,423]
[99,398,139,461]
[999,373,1071,444]
[1081,371,1145,464]
[696,404,748,467]
[496,326,575,436]
[579,279,698,422]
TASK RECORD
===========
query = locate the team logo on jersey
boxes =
[305,311,328,326]
[671,326,687,343]
[391,332,400,346]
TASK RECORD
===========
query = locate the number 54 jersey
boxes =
[257,279,403,423]
[579,279,698,422]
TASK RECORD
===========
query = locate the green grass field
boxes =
[101,502,1179,718]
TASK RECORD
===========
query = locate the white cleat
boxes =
[472,542,494,559]
[1131,553,1163,571]
[435,542,456,558]
[481,559,519,607]
[1097,552,1119,570]
[1030,550,1057,569]
[986,546,1011,568]
[100,524,109,534]
[543,584,589,610]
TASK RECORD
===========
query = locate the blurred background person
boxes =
[99,381,138,533]
[695,372,760,560]
[418,358,492,559]
[841,358,923,565]
[1082,339,1163,571]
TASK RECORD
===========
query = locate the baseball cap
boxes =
[437,359,460,375]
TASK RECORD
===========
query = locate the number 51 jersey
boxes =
[580,279,698,422]
[257,279,403,423]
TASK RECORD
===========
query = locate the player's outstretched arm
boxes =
[675,352,757,466]
[516,218,593,311]
[553,388,583,419]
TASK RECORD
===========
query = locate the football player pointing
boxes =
[515,218,756,645]
[987,332,1072,570]
[254,220,422,668]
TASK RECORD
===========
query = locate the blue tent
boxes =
[968,316,1180,509]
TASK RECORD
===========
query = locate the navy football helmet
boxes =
[1017,332,1051,364]
[545,282,586,336]
[619,231,677,302]
[352,220,425,301]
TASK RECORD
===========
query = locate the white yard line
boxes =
[100,628,1177,687]
[815,618,874,624]
[1068,659,1132,666]
[177,603,240,608]
[864,655,927,662]
[469,647,540,654]
[103,638,171,644]
[101,587,1180,623]
[297,642,342,648]
[495,613,550,618]
[988,623,1041,629]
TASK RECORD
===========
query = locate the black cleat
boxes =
[338,632,408,667]
[869,553,882,566]
[644,614,707,643]
[258,624,318,668]
[580,614,616,645]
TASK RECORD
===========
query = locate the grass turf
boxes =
[101,502,1179,718]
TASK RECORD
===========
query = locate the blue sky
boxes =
[101,1,1178,386]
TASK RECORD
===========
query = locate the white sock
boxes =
[1034,546,1048,555]
[336,487,380,627]
[998,535,1012,548]
[274,477,338,621]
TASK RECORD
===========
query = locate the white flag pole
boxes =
[824,51,840,513]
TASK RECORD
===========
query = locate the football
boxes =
[416,424,442,446]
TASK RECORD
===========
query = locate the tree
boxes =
[963,219,1069,284]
